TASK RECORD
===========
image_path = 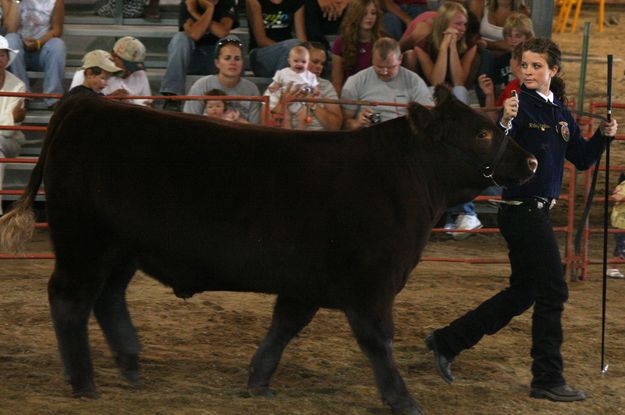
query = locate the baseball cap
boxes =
[0,35,18,66]
[113,36,146,73]
[81,49,123,73]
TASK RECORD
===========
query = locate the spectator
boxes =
[398,8,437,51]
[340,37,432,130]
[331,0,384,95]
[471,0,529,105]
[382,0,428,40]
[246,0,306,78]
[64,50,121,98]
[70,36,152,107]
[305,0,348,49]
[183,35,260,124]
[275,41,342,130]
[407,1,477,104]
[160,0,237,110]
[202,87,248,122]
[0,35,24,216]
[608,173,625,279]
[398,0,479,51]
[265,45,318,113]
[471,0,529,52]
[406,2,480,238]
[0,0,20,35]
[478,38,524,122]
[477,12,532,109]
[6,0,66,108]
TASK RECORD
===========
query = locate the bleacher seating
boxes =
[3,0,266,202]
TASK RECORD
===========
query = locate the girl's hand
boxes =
[501,94,519,126]
[601,118,618,137]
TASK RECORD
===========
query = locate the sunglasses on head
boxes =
[216,38,243,49]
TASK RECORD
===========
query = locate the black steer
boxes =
[0,86,536,414]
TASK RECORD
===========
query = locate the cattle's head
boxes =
[406,85,536,190]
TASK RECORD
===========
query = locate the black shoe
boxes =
[162,99,181,112]
[529,384,587,402]
[424,333,454,384]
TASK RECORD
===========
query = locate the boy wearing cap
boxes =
[66,49,122,97]
[0,34,25,216]
[160,0,237,109]
[70,37,152,106]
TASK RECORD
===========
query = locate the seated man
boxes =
[160,0,237,110]
[340,37,432,129]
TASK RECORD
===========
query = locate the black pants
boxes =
[434,201,568,388]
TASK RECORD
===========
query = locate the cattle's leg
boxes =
[93,262,142,387]
[248,296,319,395]
[345,304,422,415]
[48,263,106,398]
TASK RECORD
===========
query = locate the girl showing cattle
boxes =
[426,37,618,402]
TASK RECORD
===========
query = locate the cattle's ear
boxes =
[433,84,454,107]
[407,102,434,136]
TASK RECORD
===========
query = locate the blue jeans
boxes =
[249,38,301,78]
[6,33,66,107]
[383,4,428,40]
[160,32,218,95]
[446,202,476,225]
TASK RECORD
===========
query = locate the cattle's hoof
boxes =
[121,370,144,388]
[392,404,423,415]
[244,387,276,398]
[72,387,99,399]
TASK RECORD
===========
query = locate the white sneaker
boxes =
[607,268,625,279]
[452,214,483,240]
[444,221,456,237]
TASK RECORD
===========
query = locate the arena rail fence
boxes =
[573,101,625,280]
[0,92,613,283]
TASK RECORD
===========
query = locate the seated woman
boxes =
[408,1,477,104]
[407,2,481,238]
[183,36,261,124]
[331,0,384,95]
[274,41,342,130]
[6,0,66,108]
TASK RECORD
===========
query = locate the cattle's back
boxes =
[43,97,427,302]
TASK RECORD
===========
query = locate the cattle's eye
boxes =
[477,129,492,140]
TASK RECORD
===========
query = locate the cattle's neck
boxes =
[410,132,488,218]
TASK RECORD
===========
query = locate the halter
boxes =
[440,129,511,188]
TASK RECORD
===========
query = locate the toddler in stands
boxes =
[203,88,248,123]
[266,45,318,113]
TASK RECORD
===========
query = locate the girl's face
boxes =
[308,48,327,78]
[448,12,467,38]
[360,2,377,31]
[205,100,225,116]
[520,51,558,95]
[215,45,243,78]
[85,70,111,93]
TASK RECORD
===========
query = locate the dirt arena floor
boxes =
[4,6,625,415]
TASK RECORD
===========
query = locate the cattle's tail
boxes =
[0,98,71,252]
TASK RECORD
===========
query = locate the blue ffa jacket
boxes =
[501,84,607,200]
